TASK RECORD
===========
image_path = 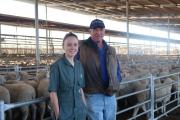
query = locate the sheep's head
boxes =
[163,78,173,84]
[5,72,17,80]
[19,71,29,81]
[155,78,161,84]
[36,70,47,80]
[121,70,130,79]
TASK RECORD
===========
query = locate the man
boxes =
[78,19,122,120]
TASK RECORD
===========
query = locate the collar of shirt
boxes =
[87,37,108,50]
[62,54,78,67]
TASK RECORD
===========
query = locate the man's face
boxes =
[90,28,105,43]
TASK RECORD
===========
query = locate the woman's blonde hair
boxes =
[62,32,78,46]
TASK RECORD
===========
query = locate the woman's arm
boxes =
[80,88,86,106]
[50,92,60,119]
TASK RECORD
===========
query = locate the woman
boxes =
[48,32,86,120]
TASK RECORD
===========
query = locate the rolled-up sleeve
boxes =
[48,64,60,92]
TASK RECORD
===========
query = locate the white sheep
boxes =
[36,70,50,120]
[0,75,12,120]
[5,72,18,80]
[155,78,172,116]
[4,82,36,120]
[129,73,149,118]
[118,69,150,119]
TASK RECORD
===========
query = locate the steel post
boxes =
[0,101,4,120]
[150,75,155,120]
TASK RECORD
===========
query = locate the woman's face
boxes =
[63,36,78,58]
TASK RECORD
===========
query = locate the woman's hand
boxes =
[50,92,60,120]
[54,108,60,120]
[80,88,87,106]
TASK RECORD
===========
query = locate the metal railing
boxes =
[0,65,49,79]
[116,72,180,120]
[0,70,180,120]
[0,65,50,120]
[0,65,48,72]
[0,97,49,120]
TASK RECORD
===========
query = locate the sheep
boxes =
[5,72,18,80]
[36,70,50,120]
[118,69,150,119]
[166,72,179,99]
[130,79,148,118]
[13,70,51,120]
[24,80,38,90]
[0,75,12,120]
[116,69,132,111]
[0,85,12,120]
[155,78,173,116]
[170,66,180,73]
[19,71,30,81]
[4,82,36,120]
[128,73,150,118]
[37,78,49,119]
[36,70,48,80]
[117,62,176,119]
[14,70,49,120]
[10,71,38,93]
[9,70,38,88]
[37,78,49,98]
[16,71,39,120]
[5,78,23,84]
[19,71,38,91]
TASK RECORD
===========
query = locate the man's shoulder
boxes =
[79,40,86,46]
[79,39,90,47]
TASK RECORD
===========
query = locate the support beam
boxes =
[1,14,180,44]
[0,24,1,54]
[0,101,5,120]
[146,0,159,5]
[45,4,48,54]
[167,15,170,55]
[16,26,19,54]
[35,0,40,65]
[166,0,177,4]
[126,0,130,55]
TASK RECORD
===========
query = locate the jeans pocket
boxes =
[85,93,93,97]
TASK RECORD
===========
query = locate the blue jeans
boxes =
[85,93,116,120]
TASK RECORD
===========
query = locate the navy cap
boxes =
[90,19,105,29]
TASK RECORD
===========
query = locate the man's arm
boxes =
[117,59,122,82]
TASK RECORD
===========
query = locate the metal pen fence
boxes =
[0,66,180,120]
[0,65,49,80]
[0,65,48,73]
[0,65,50,120]
[116,72,180,120]
[0,97,49,120]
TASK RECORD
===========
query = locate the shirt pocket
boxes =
[77,73,84,88]
[60,75,74,92]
